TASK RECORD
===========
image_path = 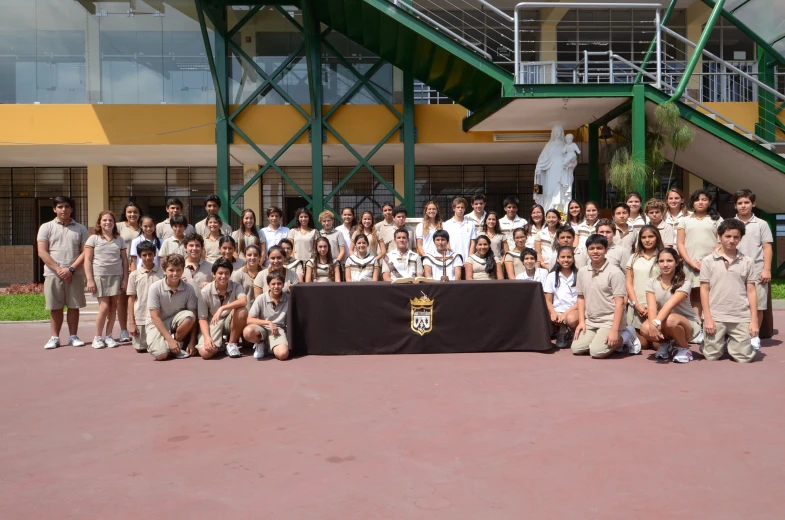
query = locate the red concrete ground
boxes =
[1,316,785,520]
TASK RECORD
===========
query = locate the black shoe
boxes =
[555,332,570,349]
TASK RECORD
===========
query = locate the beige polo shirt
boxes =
[699,250,755,322]
[646,277,697,322]
[320,229,346,260]
[158,236,185,258]
[116,222,141,250]
[85,234,126,276]
[249,292,289,330]
[198,280,244,321]
[36,218,89,276]
[379,226,414,252]
[654,221,675,248]
[127,265,164,324]
[253,267,299,294]
[736,214,773,276]
[203,235,222,263]
[156,220,195,241]
[606,242,631,271]
[614,226,637,251]
[146,279,198,324]
[183,259,213,291]
[576,261,627,329]
[231,266,258,307]
[195,218,232,238]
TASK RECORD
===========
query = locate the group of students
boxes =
[37,186,772,364]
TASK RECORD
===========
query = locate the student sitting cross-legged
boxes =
[145,253,198,361]
[571,234,627,358]
[126,241,163,353]
[196,258,248,359]
[244,272,291,361]
[699,219,758,363]
[423,229,463,281]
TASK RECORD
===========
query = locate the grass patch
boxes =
[0,294,49,321]
[773,278,785,300]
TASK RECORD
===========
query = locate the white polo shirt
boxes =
[542,270,577,313]
[515,267,549,285]
[465,211,486,236]
[261,225,290,249]
[442,217,475,262]
[423,251,463,281]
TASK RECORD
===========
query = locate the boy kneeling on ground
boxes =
[146,253,198,361]
[196,258,248,359]
[243,272,290,361]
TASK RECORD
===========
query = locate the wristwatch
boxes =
[652,319,662,328]
[628,300,637,308]
[68,266,75,274]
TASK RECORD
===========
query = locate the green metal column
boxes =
[632,84,647,197]
[215,7,230,225]
[588,123,600,202]
[403,70,416,215]
[303,0,323,221]
[756,45,777,143]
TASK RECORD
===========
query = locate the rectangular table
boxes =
[287,281,552,355]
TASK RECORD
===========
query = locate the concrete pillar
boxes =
[87,164,108,223]
[394,163,405,205]
[243,164,262,220]
[86,13,101,103]
[539,22,558,62]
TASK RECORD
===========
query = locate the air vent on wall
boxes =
[493,132,551,142]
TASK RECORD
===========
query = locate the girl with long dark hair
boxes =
[464,235,502,280]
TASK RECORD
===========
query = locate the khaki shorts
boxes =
[94,275,123,297]
[248,324,288,350]
[688,320,702,342]
[196,313,232,352]
[755,281,768,311]
[44,274,86,310]
[701,321,753,363]
[571,326,622,358]
[131,324,148,352]
[145,310,195,358]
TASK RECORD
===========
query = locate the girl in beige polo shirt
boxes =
[345,234,380,282]
[287,208,320,262]
[625,225,664,352]
[85,210,129,349]
[465,235,502,280]
[203,215,226,264]
[481,211,505,262]
[350,211,383,259]
[279,239,305,283]
[231,243,262,310]
[305,237,341,283]
[504,228,529,279]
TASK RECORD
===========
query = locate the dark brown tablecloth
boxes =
[287,281,552,355]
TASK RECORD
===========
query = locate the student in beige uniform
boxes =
[612,202,637,251]
[664,188,691,228]
[115,201,141,343]
[379,206,414,253]
[126,241,163,353]
[518,204,544,251]
[626,192,647,231]
[645,199,675,248]
[287,208,320,262]
[699,219,758,363]
[374,202,395,240]
[546,226,576,269]
[231,208,266,262]
[351,211,383,258]
[534,209,561,270]
[641,248,703,364]
[145,253,198,360]
[305,237,341,283]
[466,194,487,236]
[677,189,723,319]
[244,272,291,360]
[734,189,773,350]
[623,225,663,353]
[156,197,195,240]
[572,234,627,358]
[423,230,464,281]
[38,196,89,350]
[253,245,300,297]
[499,196,527,251]
[381,229,423,281]
[218,235,245,271]
[85,210,129,349]
[345,234,380,282]
[203,214,226,263]
[158,214,188,258]
[574,200,600,248]
[338,207,356,255]
[232,244,262,310]
[465,235,503,280]
[196,258,248,359]
[194,194,232,237]
[503,228,528,279]
[182,233,212,292]
[481,211,505,262]
[279,239,305,283]
[415,200,443,257]
[595,219,631,271]
[318,210,347,263]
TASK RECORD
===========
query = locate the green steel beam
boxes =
[403,69,416,215]
[195,0,226,122]
[632,84,647,197]
[635,0,678,84]
[462,97,514,132]
[669,0,727,102]
[513,83,635,98]
[702,0,785,68]
[592,99,634,129]
[322,60,386,120]
[214,5,231,222]
[303,0,324,220]
[588,123,600,202]
[756,45,777,143]
[276,5,304,32]
[226,4,262,39]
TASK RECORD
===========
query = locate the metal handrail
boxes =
[514,2,662,86]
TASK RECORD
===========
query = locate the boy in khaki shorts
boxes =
[572,234,627,358]
[196,258,248,360]
[37,196,89,350]
[699,219,758,363]
[126,242,163,353]
[145,254,198,361]
[243,272,290,361]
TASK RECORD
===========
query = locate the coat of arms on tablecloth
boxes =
[410,294,434,336]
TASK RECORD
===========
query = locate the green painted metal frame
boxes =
[302,0,324,220]
[756,45,777,143]
[635,0,678,84]
[702,0,785,68]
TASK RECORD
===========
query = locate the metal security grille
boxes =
[0,167,87,246]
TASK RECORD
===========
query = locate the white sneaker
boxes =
[253,342,266,360]
[173,341,190,359]
[119,330,131,343]
[92,336,106,349]
[655,341,672,359]
[691,330,704,345]
[105,336,119,348]
[44,336,60,350]
[226,343,242,358]
[68,335,85,347]
[751,336,761,350]
[624,325,642,354]
[673,347,693,363]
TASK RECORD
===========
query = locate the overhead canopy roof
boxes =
[703,0,785,66]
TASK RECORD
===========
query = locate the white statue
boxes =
[561,133,580,203]
[534,124,574,213]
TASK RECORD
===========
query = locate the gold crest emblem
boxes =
[410,295,434,336]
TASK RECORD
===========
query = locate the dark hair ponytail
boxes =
[659,247,686,294]
[475,235,497,278]
[550,246,577,288]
